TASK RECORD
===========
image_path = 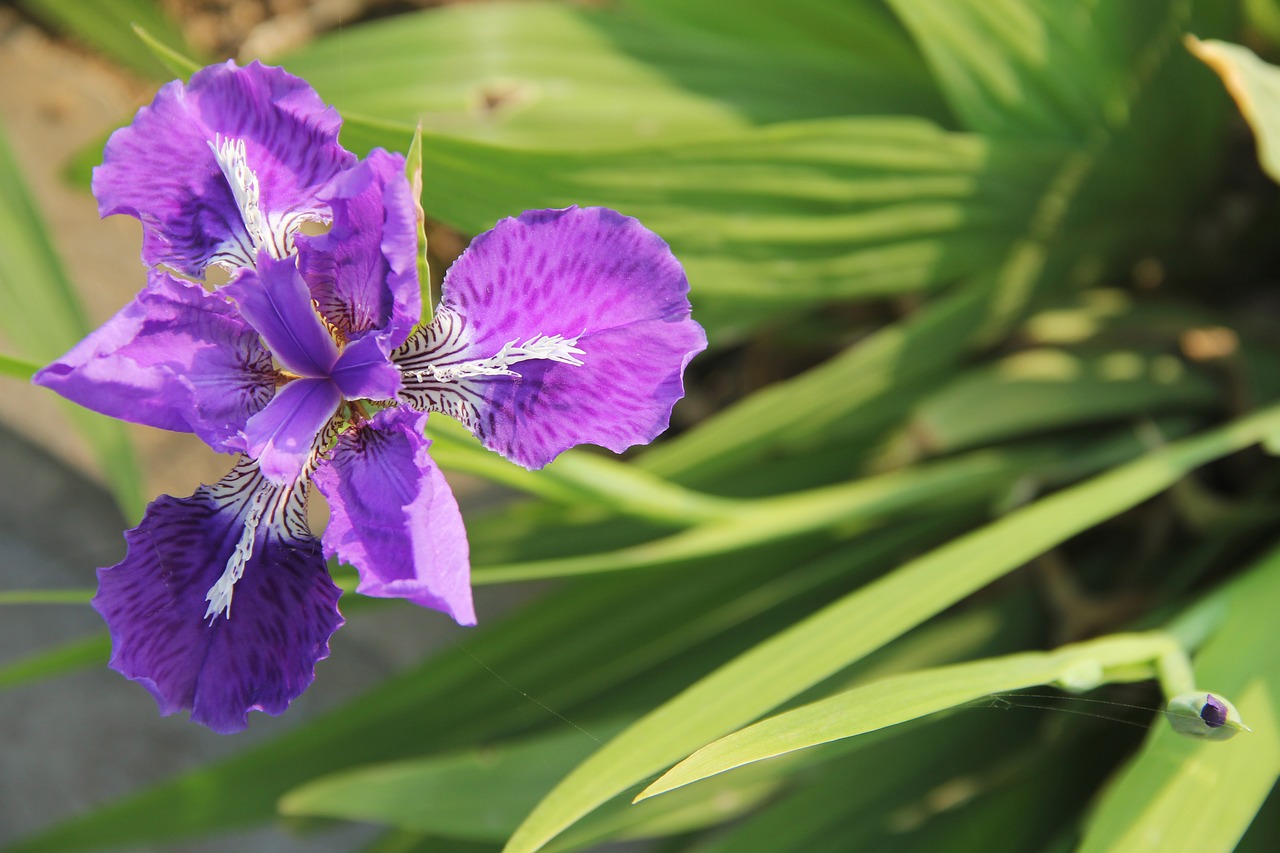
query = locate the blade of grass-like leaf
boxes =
[471,445,1066,584]
[0,633,108,691]
[4,521,932,852]
[695,710,1037,853]
[890,347,1221,456]
[283,2,947,150]
[638,631,1178,798]
[0,353,39,381]
[130,23,201,80]
[1077,542,1280,852]
[280,722,630,841]
[0,589,93,605]
[13,0,200,79]
[426,418,736,527]
[404,124,433,323]
[0,119,143,519]
[1187,37,1280,184]
[502,403,1280,853]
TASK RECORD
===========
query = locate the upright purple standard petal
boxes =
[226,253,340,378]
[33,269,274,453]
[397,206,706,469]
[297,149,421,347]
[93,61,355,276]
[314,409,475,625]
[92,460,342,734]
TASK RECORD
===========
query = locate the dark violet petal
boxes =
[314,408,474,625]
[243,378,341,483]
[1201,694,1228,728]
[297,149,421,346]
[92,459,342,733]
[93,61,355,276]
[331,333,401,401]
[399,207,706,468]
[33,270,273,451]
[226,253,339,378]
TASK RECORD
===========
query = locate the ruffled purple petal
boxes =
[32,270,274,452]
[397,207,706,468]
[243,379,342,484]
[93,60,355,276]
[92,459,342,734]
[297,149,421,346]
[331,333,402,401]
[226,253,339,378]
[314,408,474,625]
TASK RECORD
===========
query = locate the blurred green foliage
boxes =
[7,1,1280,852]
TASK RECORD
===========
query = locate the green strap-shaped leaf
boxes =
[4,519,932,852]
[0,118,144,519]
[637,631,1180,798]
[1078,542,1280,852]
[13,0,202,79]
[0,634,108,691]
[502,403,1280,853]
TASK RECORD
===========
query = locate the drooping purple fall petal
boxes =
[297,149,421,347]
[33,270,274,452]
[93,60,355,276]
[92,460,342,734]
[397,206,706,469]
[314,408,475,625]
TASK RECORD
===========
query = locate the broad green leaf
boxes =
[638,631,1179,798]
[1078,542,1280,852]
[628,0,1232,481]
[502,403,1280,853]
[1187,37,1280,184]
[0,118,144,519]
[887,0,1229,139]
[283,2,947,150]
[13,0,200,79]
[394,118,1056,338]
[620,0,926,75]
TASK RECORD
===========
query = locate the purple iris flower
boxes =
[33,62,706,733]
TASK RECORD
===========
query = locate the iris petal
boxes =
[33,270,273,452]
[92,459,342,734]
[314,408,474,625]
[226,253,340,378]
[297,149,421,347]
[93,60,355,276]
[397,206,706,469]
